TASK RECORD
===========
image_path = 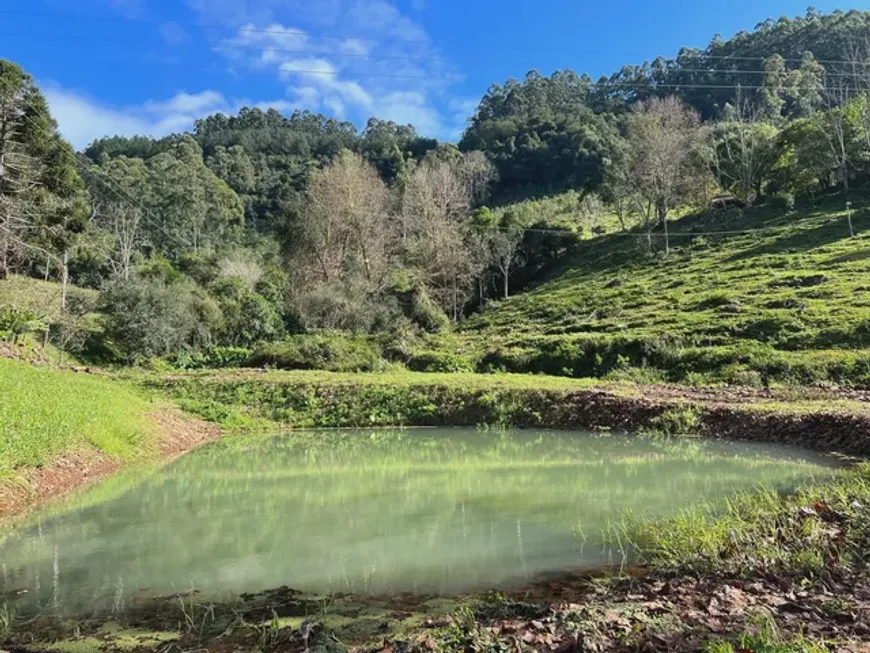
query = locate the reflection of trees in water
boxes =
[0,429,835,614]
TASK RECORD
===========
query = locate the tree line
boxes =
[3,8,870,363]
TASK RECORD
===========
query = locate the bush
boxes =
[645,405,702,436]
[408,351,475,373]
[770,191,796,211]
[172,346,253,370]
[211,277,284,347]
[249,334,384,372]
[101,278,202,363]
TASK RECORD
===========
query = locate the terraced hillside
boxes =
[442,190,870,385]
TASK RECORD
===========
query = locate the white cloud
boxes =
[339,38,371,56]
[208,0,465,139]
[144,90,227,115]
[374,91,443,134]
[44,86,294,149]
[448,97,479,116]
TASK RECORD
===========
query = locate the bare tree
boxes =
[403,158,476,320]
[299,150,392,293]
[490,227,524,298]
[218,253,263,291]
[458,151,497,206]
[602,163,639,233]
[96,201,143,281]
[626,96,702,255]
[820,72,859,192]
[0,74,37,281]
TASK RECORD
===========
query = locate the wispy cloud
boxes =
[44,86,293,149]
[208,0,467,139]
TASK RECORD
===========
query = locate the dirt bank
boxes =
[152,370,870,455]
[0,409,222,521]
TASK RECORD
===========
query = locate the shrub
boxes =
[408,351,475,373]
[645,405,702,436]
[249,334,384,372]
[770,191,796,211]
[172,346,253,370]
[101,278,202,363]
[211,277,284,347]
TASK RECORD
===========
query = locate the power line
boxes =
[0,77,193,254]
[2,8,870,67]
[4,29,868,78]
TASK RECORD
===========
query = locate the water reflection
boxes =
[0,429,838,614]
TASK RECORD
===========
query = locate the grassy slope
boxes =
[0,358,156,478]
[0,274,98,322]
[454,190,870,384]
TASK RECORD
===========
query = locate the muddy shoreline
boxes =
[0,409,221,522]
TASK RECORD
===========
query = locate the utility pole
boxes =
[847,201,855,238]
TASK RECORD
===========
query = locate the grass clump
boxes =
[620,464,869,578]
[643,405,703,437]
[705,614,826,653]
[0,358,155,477]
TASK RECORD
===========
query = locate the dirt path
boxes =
[0,409,222,522]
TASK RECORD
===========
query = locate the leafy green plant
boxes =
[0,305,46,344]
[644,405,702,437]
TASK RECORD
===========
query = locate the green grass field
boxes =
[443,190,870,385]
[0,358,156,478]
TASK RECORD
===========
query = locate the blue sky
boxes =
[2,0,852,148]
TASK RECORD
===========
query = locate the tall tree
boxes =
[403,158,477,320]
[298,150,392,292]
[626,96,702,254]
[0,60,87,281]
[708,101,780,202]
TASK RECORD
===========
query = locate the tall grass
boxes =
[613,464,870,578]
[0,359,156,477]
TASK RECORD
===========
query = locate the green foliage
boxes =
[248,335,385,372]
[210,277,284,347]
[616,463,870,584]
[408,351,476,373]
[705,615,827,653]
[452,190,870,386]
[0,358,154,477]
[171,346,253,370]
[645,405,702,436]
[100,278,205,363]
[461,72,621,200]
[0,306,46,343]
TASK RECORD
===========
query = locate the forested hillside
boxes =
[4,8,870,382]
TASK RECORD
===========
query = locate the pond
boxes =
[0,428,839,614]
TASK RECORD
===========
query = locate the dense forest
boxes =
[3,8,870,367]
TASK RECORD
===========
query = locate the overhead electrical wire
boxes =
[2,7,870,67]
[0,76,193,253]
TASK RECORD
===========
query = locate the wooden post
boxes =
[847,201,855,238]
[61,250,69,312]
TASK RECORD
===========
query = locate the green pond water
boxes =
[0,428,838,614]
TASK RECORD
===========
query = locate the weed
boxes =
[0,602,15,637]
[643,405,702,437]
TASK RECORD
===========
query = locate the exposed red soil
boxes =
[0,409,222,521]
